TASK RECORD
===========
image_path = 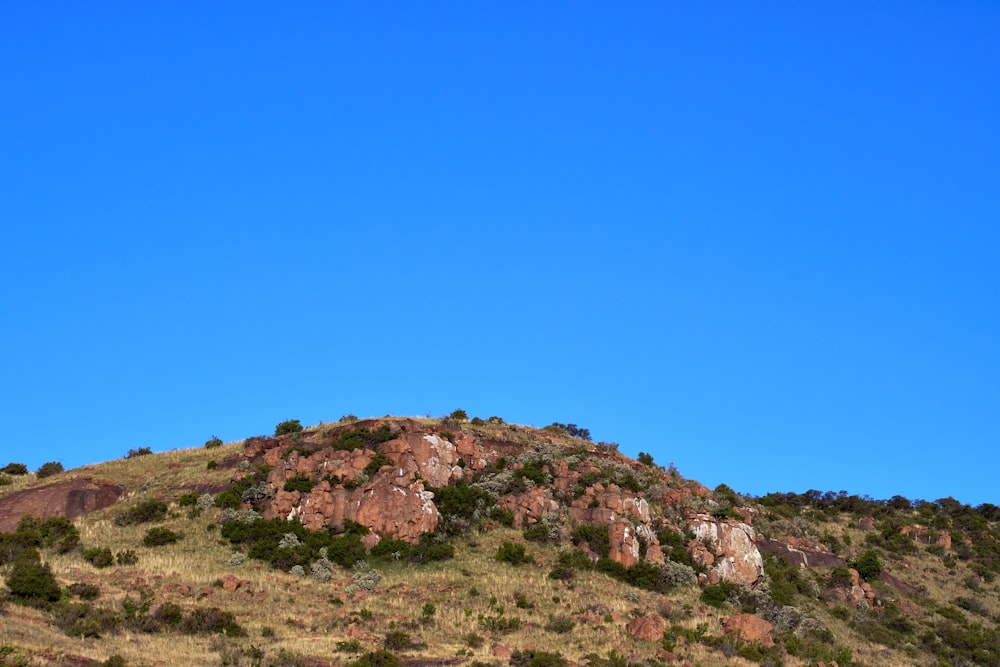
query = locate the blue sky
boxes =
[2,3,998,506]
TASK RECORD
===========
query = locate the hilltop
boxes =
[0,414,998,667]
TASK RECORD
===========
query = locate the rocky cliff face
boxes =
[235,419,767,585]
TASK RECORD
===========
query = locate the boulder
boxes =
[0,478,124,532]
[626,613,663,641]
[722,613,774,646]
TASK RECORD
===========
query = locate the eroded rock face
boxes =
[0,478,124,532]
[688,514,764,586]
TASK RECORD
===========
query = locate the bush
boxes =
[115,499,168,526]
[68,582,100,600]
[275,420,304,436]
[545,423,591,440]
[283,476,315,493]
[637,452,655,467]
[4,558,61,606]
[35,461,64,478]
[701,581,738,608]
[510,650,568,667]
[496,541,533,565]
[1,463,28,475]
[347,650,404,667]
[852,549,882,581]
[363,452,391,478]
[179,606,245,636]
[52,600,122,637]
[204,436,224,448]
[544,614,576,634]
[116,549,138,566]
[143,527,181,547]
[449,409,468,421]
[126,447,152,458]
[83,547,115,568]
[102,656,127,667]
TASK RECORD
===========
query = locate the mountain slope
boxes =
[0,415,998,667]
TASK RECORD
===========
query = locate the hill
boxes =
[1,415,998,667]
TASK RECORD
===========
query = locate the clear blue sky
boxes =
[2,3,998,506]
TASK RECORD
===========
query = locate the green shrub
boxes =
[115,499,168,526]
[572,524,611,558]
[544,614,576,634]
[179,606,245,636]
[204,436,224,448]
[275,420,304,436]
[364,452,391,478]
[83,547,115,568]
[52,600,121,637]
[510,649,568,667]
[449,409,468,421]
[143,527,181,547]
[852,549,882,581]
[1,463,28,475]
[116,549,138,566]
[637,452,655,466]
[332,425,397,451]
[283,476,315,493]
[35,461,64,478]
[496,541,533,565]
[126,447,152,458]
[347,650,404,667]
[4,558,61,606]
[102,656,127,667]
[383,630,424,651]
[68,582,101,600]
[701,581,738,608]
[206,460,218,470]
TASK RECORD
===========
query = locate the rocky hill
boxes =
[0,415,998,667]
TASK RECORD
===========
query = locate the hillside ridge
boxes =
[1,414,998,667]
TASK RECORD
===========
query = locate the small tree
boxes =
[5,557,62,606]
[36,461,64,478]
[448,409,468,421]
[1,462,28,475]
[852,549,882,581]
[275,420,304,436]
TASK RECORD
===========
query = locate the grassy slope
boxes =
[0,420,998,667]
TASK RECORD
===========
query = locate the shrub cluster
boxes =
[1,516,80,562]
[1,462,28,475]
[495,541,533,565]
[221,517,367,573]
[114,499,168,526]
[126,447,153,458]
[275,419,304,436]
[35,461,64,478]
[143,527,181,547]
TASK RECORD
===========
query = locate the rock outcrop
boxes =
[0,478,124,532]
[688,514,764,586]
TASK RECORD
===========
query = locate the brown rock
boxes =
[609,522,640,568]
[221,574,242,592]
[492,643,512,659]
[0,478,124,532]
[722,613,774,646]
[626,613,663,641]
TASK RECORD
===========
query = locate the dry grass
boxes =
[2,419,998,666]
